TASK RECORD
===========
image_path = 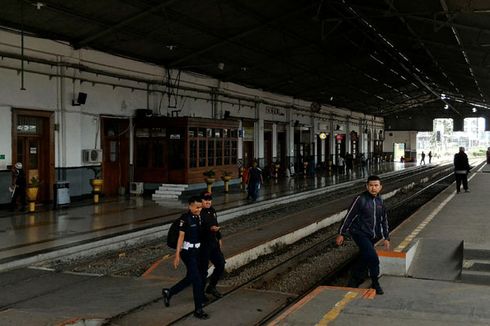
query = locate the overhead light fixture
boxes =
[472,107,477,113]
[440,93,446,99]
[165,45,177,51]
[330,96,334,101]
[444,104,449,110]
[217,62,225,70]
[34,2,45,10]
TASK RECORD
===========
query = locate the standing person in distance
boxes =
[10,162,26,211]
[420,151,426,165]
[200,192,226,299]
[162,196,209,320]
[428,151,433,164]
[247,161,263,201]
[336,175,390,295]
[454,146,471,193]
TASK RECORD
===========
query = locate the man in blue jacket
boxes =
[336,175,390,294]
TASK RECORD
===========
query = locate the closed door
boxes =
[102,118,129,196]
[15,113,51,202]
[17,137,41,187]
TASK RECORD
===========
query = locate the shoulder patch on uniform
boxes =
[179,219,185,227]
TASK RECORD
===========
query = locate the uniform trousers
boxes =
[170,248,205,311]
[200,244,225,288]
[350,233,380,283]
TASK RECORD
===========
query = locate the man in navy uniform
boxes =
[336,175,390,295]
[200,192,226,299]
[162,196,209,319]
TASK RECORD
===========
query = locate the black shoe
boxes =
[371,282,384,295]
[194,309,210,319]
[206,286,223,298]
[162,288,171,307]
[465,189,470,193]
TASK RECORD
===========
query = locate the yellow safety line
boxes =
[394,166,481,252]
[316,291,358,326]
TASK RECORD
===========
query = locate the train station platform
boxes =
[0,162,413,269]
[270,163,490,325]
[0,161,436,325]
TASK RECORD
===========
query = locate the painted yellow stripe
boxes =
[316,291,358,326]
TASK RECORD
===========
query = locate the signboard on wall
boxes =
[243,126,254,141]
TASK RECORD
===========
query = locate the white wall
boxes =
[0,28,384,171]
[0,106,12,170]
[383,131,417,153]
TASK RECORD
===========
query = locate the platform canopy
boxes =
[2,0,490,120]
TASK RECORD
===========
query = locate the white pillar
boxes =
[255,102,264,166]
[286,107,295,167]
[238,119,243,160]
[272,123,277,162]
[330,115,335,163]
[321,138,326,162]
[346,118,351,154]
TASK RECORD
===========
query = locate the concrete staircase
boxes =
[152,184,188,200]
[461,243,490,285]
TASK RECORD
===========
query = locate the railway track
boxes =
[105,162,484,325]
[42,164,449,275]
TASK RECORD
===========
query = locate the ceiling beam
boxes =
[439,0,486,105]
[75,0,179,48]
[167,4,312,67]
[334,1,461,116]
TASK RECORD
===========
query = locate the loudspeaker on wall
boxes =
[72,92,88,106]
[77,92,87,105]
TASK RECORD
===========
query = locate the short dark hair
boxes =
[367,175,381,183]
[188,196,202,204]
[200,191,213,200]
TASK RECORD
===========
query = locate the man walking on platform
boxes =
[336,175,390,295]
[454,147,470,193]
[200,192,226,299]
[162,196,209,320]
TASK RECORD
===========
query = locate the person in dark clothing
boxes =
[247,162,263,201]
[454,147,471,193]
[199,192,226,299]
[162,196,209,320]
[336,175,390,295]
[360,153,368,176]
[420,151,426,165]
[428,151,433,164]
[10,162,26,211]
[345,153,353,174]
